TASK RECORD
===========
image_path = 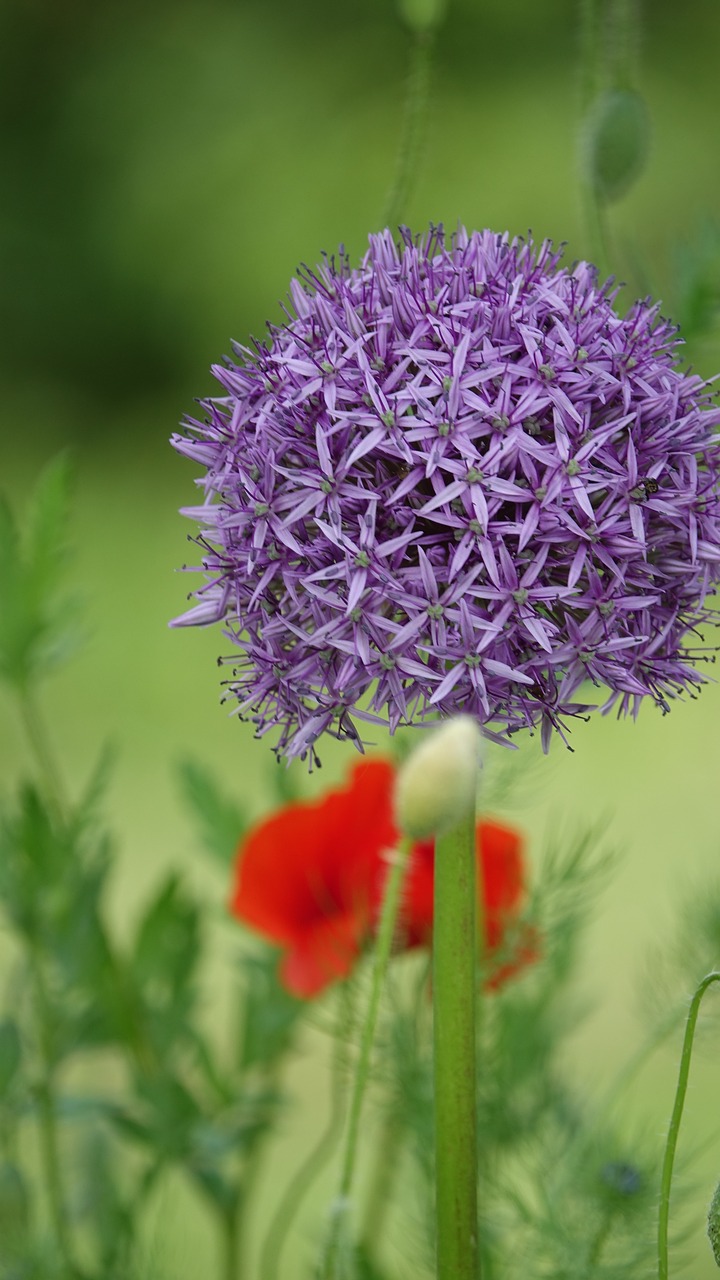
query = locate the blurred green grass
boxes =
[3,0,720,1274]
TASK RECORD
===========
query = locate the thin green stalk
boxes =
[321,838,412,1279]
[433,803,478,1280]
[578,0,602,112]
[658,971,720,1280]
[577,0,612,277]
[222,1200,240,1280]
[29,947,78,1277]
[260,994,353,1280]
[380,28,434,232]
[609,0,639,90]
[358,1111,403,1264]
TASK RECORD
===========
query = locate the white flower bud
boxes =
[394,715,481,840]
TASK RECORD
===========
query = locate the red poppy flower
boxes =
[230,759,536,998]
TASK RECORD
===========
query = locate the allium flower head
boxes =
[173,226,720,762]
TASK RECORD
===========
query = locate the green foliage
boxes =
[178,759,246,866]
[0,1161,31,1257]
[0,466,311,1280]
[708,1176,720,1267]
[0,1019,22,1095]
[0,456,81,692]
[237,949,304,1072]
[131,874,201,1053]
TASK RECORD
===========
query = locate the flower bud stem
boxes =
[321,837,412,1279]
[433,800,479,1280]
[658,971,720,1280]
[380,27,434,233]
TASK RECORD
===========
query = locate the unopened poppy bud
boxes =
[708,1177,720,1266]
[394,715,481,840]
[397,0,446,33]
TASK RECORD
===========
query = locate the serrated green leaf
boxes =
[178,759,246,865]
[583,89,651,205]
[24,454,72,604]
[0,455,82,689]
[238,949,303,1071]
[133,875,200,993]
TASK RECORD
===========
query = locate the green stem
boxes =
[358,1110,403,1264]
[18,690,67,822]
[380,28,434,231]
[321,838,412,1279]
[260,1006,351,1280]
[29,947,78,1277]
[578,0,602,112]
[433,804,478,1280]
[222,1201,240,1280]
[609,0,639,90]
[658,971,720,1280]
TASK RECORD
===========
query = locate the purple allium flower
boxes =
[172,227,720,763]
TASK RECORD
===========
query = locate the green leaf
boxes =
[0,1020,22,1095]
[178,759,246,865]
[0,455,81,690]
[583,89,651,205]
[238,949,303,1071]
[134,875,200,994]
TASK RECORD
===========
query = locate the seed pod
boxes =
[582,89,651,204]
[397,0,446,34]
[394,715,481,839]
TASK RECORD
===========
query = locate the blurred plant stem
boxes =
[221,1200,241,1280]
[358,1111,403,1266]
[577,0,611,277]
[433,803,478,1280]
[29,945,78,1277]
[260,987,354,1280]
[320,838,412,1279]
[658,971,720,1280]
[380,26,434,232]
[18,690,67,823]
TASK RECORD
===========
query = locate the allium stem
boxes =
[433,801,479,1280]
[321,837,412,1279]
[380,27,434,232]
[658,971,720,1280]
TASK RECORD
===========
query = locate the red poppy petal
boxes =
[279,909,367,998]
[479,821,525,950]
[399,821,527,954]
[231,759,397,948]
[484,925,540,991]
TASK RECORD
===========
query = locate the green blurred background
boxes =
[2,0,720,1274]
